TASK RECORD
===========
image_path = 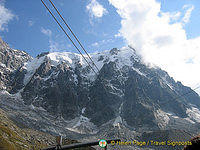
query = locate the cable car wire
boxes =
[41,0,98,75]
[48,0,100,72]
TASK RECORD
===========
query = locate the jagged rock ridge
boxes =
[0,38,200,144]
[0,37,32,91]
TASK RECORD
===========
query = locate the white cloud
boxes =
[108,0,200,93]
[91,42,99,47]
[0,1,15,31]
[41,28,57,52]
[86,0,107,18]
[49,40,59,52]
[41,27,52,37]
[182,5,194,24]
[162,11,181,22]
[48,41,72,52]
[91,38,114,47]
[41,28,71,52]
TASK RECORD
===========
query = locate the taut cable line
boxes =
[40,0,200,132]
[41,0,118,128]
[48,0,100,72]
[41,0,98,75]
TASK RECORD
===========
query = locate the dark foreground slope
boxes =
[0,108,96,150]
[0,108,55,150]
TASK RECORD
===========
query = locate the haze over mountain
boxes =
[1,38,200,149]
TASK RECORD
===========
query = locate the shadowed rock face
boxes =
[14,50,200,130]
[1,38,200,135]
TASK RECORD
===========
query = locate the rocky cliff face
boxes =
[0,37,32,91]
[1,38,200,144]
[6,46,200,132]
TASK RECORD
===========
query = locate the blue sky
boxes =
[0,0,124,57]
[0,0,199,57]
[159,0,200,39]
[1,0,200,91]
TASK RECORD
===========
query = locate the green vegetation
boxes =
[0,109,55,150]
[0,109,96,150]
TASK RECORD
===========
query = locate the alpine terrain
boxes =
[0,37,200,150]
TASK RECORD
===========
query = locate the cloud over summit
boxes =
[109,0,200,93]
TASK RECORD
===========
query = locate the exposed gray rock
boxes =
[8,46,200,133]
[0,37,32,91]
[0,38,200,149]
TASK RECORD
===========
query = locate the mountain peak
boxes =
[2,43,200,138]
[0,37,9,48]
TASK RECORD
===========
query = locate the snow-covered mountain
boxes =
[1,39,200,149]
